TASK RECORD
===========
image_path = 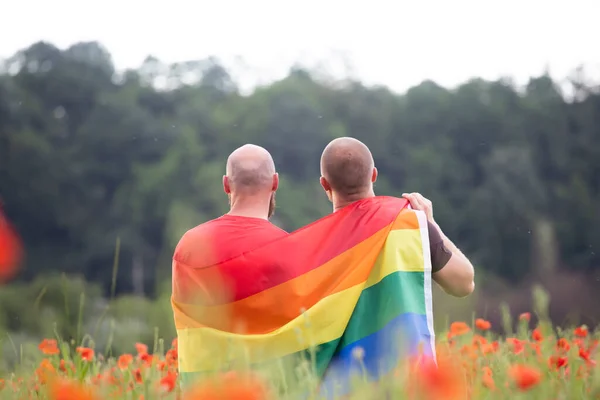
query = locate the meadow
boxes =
[0,287,598,400]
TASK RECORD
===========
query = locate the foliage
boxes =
[1,314,599,399]
[0,275,175,373]
[1,41,599,299]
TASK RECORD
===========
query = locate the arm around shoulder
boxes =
[401,192,475,298]
[430,222,475,298]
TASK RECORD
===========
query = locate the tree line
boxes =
[1,41,599,297]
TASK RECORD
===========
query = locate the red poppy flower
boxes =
[36,359,57,384]
[39,339,60,355]
[448,322,471,338]
[574,326,588,338]
[133,368,143,384]
[135,343,148,355]
[76,347,94,362]
[182,371,271,400]
[0,210,22,283]
[508,365,542,391]
[506,338,525,355]
[482,366,495,390]
[549,356,568,370]
[557,338,571,352]
[475,319,491,331]
[49,378,98,400]
[117,354,133,370]
[159,372,177,393]
[519,313,531,322]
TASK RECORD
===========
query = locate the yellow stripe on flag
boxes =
[177,283,363,373]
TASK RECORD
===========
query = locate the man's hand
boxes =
[402,192,434,223]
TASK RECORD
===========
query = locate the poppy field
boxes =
[1,310,599,400]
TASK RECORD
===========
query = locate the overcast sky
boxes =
[1,0,599,93]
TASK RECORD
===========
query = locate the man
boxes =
[319,137,475,297]
[171,143,287,309]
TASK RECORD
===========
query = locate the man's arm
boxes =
[403,192,475,298]
[429,221,475,297]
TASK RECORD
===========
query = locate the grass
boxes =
[1,287,599,399]
[1,242,597,399]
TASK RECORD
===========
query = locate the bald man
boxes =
[319,137,475,297]
[172,144,288,304]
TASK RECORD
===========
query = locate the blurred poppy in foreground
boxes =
[49,378,99,400]
[183,371,272,400]
[0,208,23,283]
[508,364,542,391]
[407,347,468,400]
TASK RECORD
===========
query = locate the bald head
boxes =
[320,137,375,197]
[225,144,276,194]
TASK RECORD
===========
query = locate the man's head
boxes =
[320,137,377,207]
[223,144,278,218]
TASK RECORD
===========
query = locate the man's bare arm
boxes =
[430,221,475,297]
[403,192,475,298]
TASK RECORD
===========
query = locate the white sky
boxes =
[1,0,599,94]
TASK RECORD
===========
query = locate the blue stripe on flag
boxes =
[318,312,433,398]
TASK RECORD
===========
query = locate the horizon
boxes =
[2,39,593,99]
[2,0,599,95]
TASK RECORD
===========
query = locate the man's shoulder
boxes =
[174,218,223,250]
[172,217,232,265]
[177,216,287,249]
[173,216,287,267]
[368,196,428,229]
[371,196,409,208]
[367,196,412,216]
[179,219,217,240]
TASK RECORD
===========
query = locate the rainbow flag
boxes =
[171,196,435,395]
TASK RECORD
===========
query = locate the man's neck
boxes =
[332,190,375,213]
[228,199,269,220]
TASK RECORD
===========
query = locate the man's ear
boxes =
[272,173,279,191]
[371,167,378,183]
[223,175,231,194]
[320,176,331,192]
